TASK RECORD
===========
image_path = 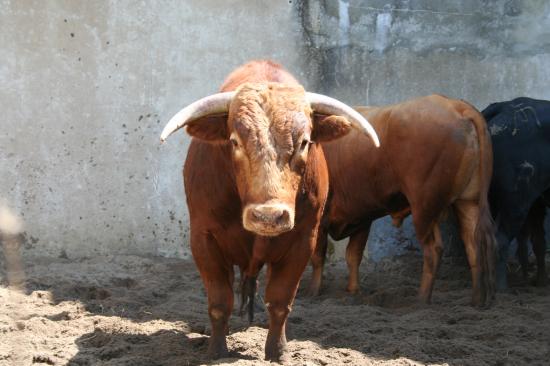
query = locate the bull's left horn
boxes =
[306,92,380,147]
[160,91,235,143]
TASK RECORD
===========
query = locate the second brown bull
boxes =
[308,94,497,307]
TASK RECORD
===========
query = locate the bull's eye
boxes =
[299,139,310,152]
[290,138,310,172]
[230,137,239,148]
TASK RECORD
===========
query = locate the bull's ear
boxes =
[184,113,229,142]
[311,114,352,142]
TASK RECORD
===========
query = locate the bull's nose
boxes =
[243,204,294,236]
[250,206,289,224]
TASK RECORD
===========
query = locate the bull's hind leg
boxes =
[527,200,547,286]
[417,223,443,304]
[532,225,547,286]
[346,226,371,294]
[495,229,512,291]
[516,225,530,281]
[191,232,234,359]
[307,226,327,296]
[454,200,489,306]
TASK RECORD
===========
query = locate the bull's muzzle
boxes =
[243,203,294,236]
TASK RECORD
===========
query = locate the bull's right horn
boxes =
[306,92,380,147]
[160,91,235,143]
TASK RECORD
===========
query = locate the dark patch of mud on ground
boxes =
[0,253,549,365]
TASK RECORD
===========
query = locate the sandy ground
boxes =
[1,251,549,366]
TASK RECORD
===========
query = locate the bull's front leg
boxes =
[205,277,234,358]
[264,296,291,362]
[345,225,371,294]
[307,226,327,296]
[264,238,313,362]
[192,232,234,359]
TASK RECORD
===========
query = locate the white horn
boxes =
[306,92,380,147]
[160,91,235,143]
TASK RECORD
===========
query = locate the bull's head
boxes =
[161,83,379,237]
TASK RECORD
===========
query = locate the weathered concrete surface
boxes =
[1,0,549,260]
[0,0,305,258]
[300,0,550,106]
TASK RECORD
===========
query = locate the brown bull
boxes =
[308,95,496,307]
[160,60,379,361]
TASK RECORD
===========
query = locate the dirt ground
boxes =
[1,251,549,366]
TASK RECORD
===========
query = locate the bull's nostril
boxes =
[251,209,271,223]
[277,210,290,225]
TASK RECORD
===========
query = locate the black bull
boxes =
[482,97,550,290]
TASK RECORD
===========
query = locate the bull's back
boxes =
[484,97,550,142]
[484,97,550,235]
[220,60,300,91]
[363,95,481,201]
[323,95,482,234]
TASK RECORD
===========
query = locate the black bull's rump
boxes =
[482,97,550,289]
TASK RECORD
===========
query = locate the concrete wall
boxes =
[0,0,306,259]
[1,0,549,260]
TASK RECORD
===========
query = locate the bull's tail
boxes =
[239,275,257,324]
[464,105,498,305]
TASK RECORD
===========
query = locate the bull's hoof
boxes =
[207,339,228,360]
[471,295,491,309]
[254,293,266,312]
[305,284,321,297]
[495,275,508,292]
[417,291,432,305]
[265,349,289,364]
[346,285,360,295]
[207,349,228,360]
[470,295,483,308]
[534,275,547,287]
[517,275,530,287]
[470,285,491,309]
[265,339,288,363]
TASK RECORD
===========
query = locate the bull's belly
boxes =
[327,207,388,240]
[326,191,409,237]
